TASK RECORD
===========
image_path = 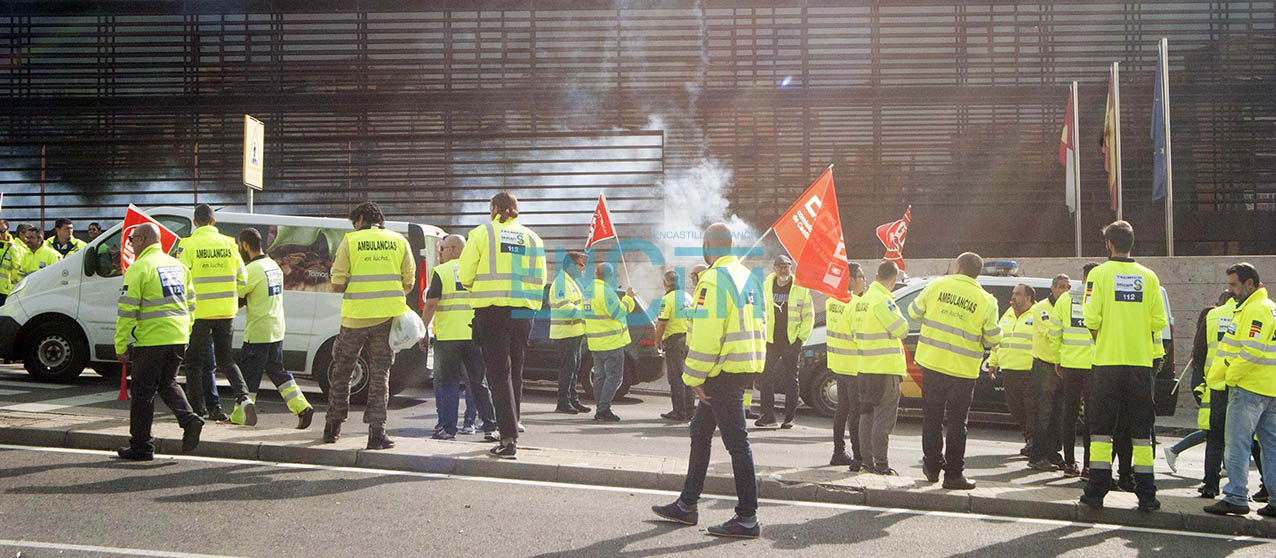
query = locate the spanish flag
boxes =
[1101,67,1121,212]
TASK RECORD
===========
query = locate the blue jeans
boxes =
[679,373,758,519]
[435,340,496,435]
[591,348,625,414]
[1222,387,1276,506]
[556,336,584,406]
[663,333,693,418]
[1169,430,1208,454]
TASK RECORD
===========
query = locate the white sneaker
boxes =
[459,424,477,435]
[1164,447,1178,474]
[517,422,526,433]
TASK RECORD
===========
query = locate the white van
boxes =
[0,207,444,404]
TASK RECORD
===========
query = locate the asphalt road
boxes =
[2,445,1274,558]
[0,365,1236,500]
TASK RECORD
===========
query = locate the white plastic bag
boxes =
[389,309,426,351]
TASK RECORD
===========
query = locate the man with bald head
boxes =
[652,222,766,538]
[908,251,1001,489]
[585,261,636,421]
[115,223,203,460]
[422,233,497,439]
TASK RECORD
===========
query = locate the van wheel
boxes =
[803,368,838,418]
[23,321,89,383]
[312,346,371,406]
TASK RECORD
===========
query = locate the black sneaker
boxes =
[942,475,976,490]
[1198,485,1219,499]
[779,420,795,429]
[754,416,777,428]
[1138,498,1161,513]
[921,461,940,483]
[871,466,899,476]
[181,418,204,452]
[595,410,621,422]
[1116,476,1136,493]
[208,408,231,422]
[745,409,761,420]
[1027,458,1057,472]
[367,427,396,450]
[490,443,517,460]
[706,516,760,539]
[571,401,592,413]
[651,501,698,526]
[660,411,683,420]
[116,446,154,461]
[296,406,314,430]
[1204,500,1251,516]
[1257,505,1276,518]
[556,405,580,415]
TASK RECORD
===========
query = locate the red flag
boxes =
[584,194,617,249]
[771,167,851,301]
[876,206,911,272]
[120,204,180,273]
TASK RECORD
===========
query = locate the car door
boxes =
[79,215,192,361]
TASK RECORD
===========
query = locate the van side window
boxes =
[90,216,191,278]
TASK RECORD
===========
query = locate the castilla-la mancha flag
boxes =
[772,167,851,301]
[584,194,617,249]
[120,204,180,273]
[876,205,911,272]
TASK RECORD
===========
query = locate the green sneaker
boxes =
[229,397,258,426]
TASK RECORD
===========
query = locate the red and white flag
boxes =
[876,206,911,272]
[771,167,851,301]
[1059,89,1078,214]
[585,194,617,249]
[120,204,180,273]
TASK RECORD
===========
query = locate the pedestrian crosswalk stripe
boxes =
[0,388,26,396]
[1,391,120,412]
[0,379,72,390]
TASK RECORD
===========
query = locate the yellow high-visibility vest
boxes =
[1030,298,1058,364]
[548,271,586,340]
[457,217,546,310]
[585,278,634,352]
[431,259,474,341]
[1206,287,1276,397]
[682,255,766,387]
[825,297,857,375]
[115,243,195,354]
[340,227,410,320]
[908,274,1001,379]
[989,307,1033,371]
[1204,298,1238,389]
[763,273,814,344]
[1047,291,1094,370]
[855,281,909,375]
[177,225,245,320]
[1082,258,1167,367]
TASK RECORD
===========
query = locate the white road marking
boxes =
[1,391,121,412]
[0,379,72,390]
[2,444,1268,544]
[0,538,244,558]
[0,389,26,396]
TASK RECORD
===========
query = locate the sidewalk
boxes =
[2,409,1272,539]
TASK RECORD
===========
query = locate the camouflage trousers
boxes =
[325,320,394,426]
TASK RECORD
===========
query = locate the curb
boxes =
[2,422,1273,540]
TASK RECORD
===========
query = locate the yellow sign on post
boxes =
[243,115,264,191]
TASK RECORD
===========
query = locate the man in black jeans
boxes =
[757,255,813,428]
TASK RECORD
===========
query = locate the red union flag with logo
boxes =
[120,204,180,273]
[876,205,911,272]
[771,167,851,301]
[585,194,617,249]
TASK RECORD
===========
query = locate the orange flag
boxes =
[771,167,851,301]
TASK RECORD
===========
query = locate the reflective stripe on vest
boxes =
[432,259,474,341]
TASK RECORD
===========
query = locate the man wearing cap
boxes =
[757,255,814,429]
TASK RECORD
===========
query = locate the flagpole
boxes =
[1161,38,1175,257]
[1112,61,1124,222]
[1072,80,1082,257]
